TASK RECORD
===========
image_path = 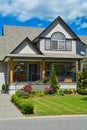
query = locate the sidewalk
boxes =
[0,94,24,118]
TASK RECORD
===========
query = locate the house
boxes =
[0,16,86,95]
[79,36,87,54]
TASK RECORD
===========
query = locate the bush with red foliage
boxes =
[45,87,54,95]
[23,84,32,93]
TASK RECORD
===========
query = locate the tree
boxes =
[50,64,60,93]
[78,56,87,88]
[81,56,87,88]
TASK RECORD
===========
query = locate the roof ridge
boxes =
[3,25,45,29]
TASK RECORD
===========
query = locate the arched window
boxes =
[51,32,66,50]
[45,32,72,51]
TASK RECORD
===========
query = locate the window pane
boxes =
[51,32,65,40]
[66,40,72,51]
[45,39,50,50]
[59,40,65,50]
[14,62,27,82]
[51,41,58,50]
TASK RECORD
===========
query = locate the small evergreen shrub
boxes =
[2,84,6,90]
[23,83,32,93]
[77,56,87,88]
[50,64,60,93]
[77,88,87,95]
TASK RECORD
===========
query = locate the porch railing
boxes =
[46,73,77,82]
[13,73,77,83]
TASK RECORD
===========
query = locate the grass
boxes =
[30,95,87,116]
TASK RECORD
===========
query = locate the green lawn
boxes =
[31,95,87,116]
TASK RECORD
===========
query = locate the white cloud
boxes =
[75,18,82,25]
[81,23,87,28]
[37,23,43,27]
[0,0,87,23]
[78,22,87,30]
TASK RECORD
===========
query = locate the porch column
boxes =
[42,59,45,79]
[9,59,14,83]
[78,60,80,72]
[78,60,80,80]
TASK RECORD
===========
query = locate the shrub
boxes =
[77,88,87,95]
[2,84,6,90]
[29,91,36,98]
[77,56,87,88]
[42,77,48,83]
[50,64,60,93]
[58,90,64,96]
[45,87,54,95]
[36,91,45,97]
[23,83,32,93]
[11,94,34,114]
[63,89,73,94]
[15,90,29,99]
[21,101,34,114]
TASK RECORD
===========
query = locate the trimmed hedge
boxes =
[77,88,87,95]
[11,94,34,114]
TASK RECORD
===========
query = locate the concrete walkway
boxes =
[0,94,24,118]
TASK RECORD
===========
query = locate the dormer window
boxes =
[45,32,72,51]
[51,32,65,50]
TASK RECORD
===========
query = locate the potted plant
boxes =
[1,84,6,93]
[42,77,48,83]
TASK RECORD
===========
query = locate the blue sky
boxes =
[0,0,87,36]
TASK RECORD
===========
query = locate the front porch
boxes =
[8,59,80,83]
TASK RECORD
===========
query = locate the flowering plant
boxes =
[45,87,54,95]
[23,83,32,93]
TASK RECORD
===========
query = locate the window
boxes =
[51,41,58,50]
[14,62,27,82]
[14,62,27,74]
[51,32,66,50]
[45,32,72,51]
[59,40,65,50]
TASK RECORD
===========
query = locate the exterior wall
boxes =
[76,41,86,55]
[86,47,87,54]
[13,41,37,54]
[38,23,77,54]
[0,62,7,91]
[8,83,77,95]
[46,23,72,38]
[39,39,76,54]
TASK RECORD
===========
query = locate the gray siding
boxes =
[76,42,86,55]
[0,62,7,89]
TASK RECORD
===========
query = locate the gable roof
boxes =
[79,36,87,46]
[3,25,44,55]
[0,36,6,61]
[0,17,87,61]
[11,37,43,54]
[34,16,81,42]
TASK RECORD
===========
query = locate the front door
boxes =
[29,64,37,81]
